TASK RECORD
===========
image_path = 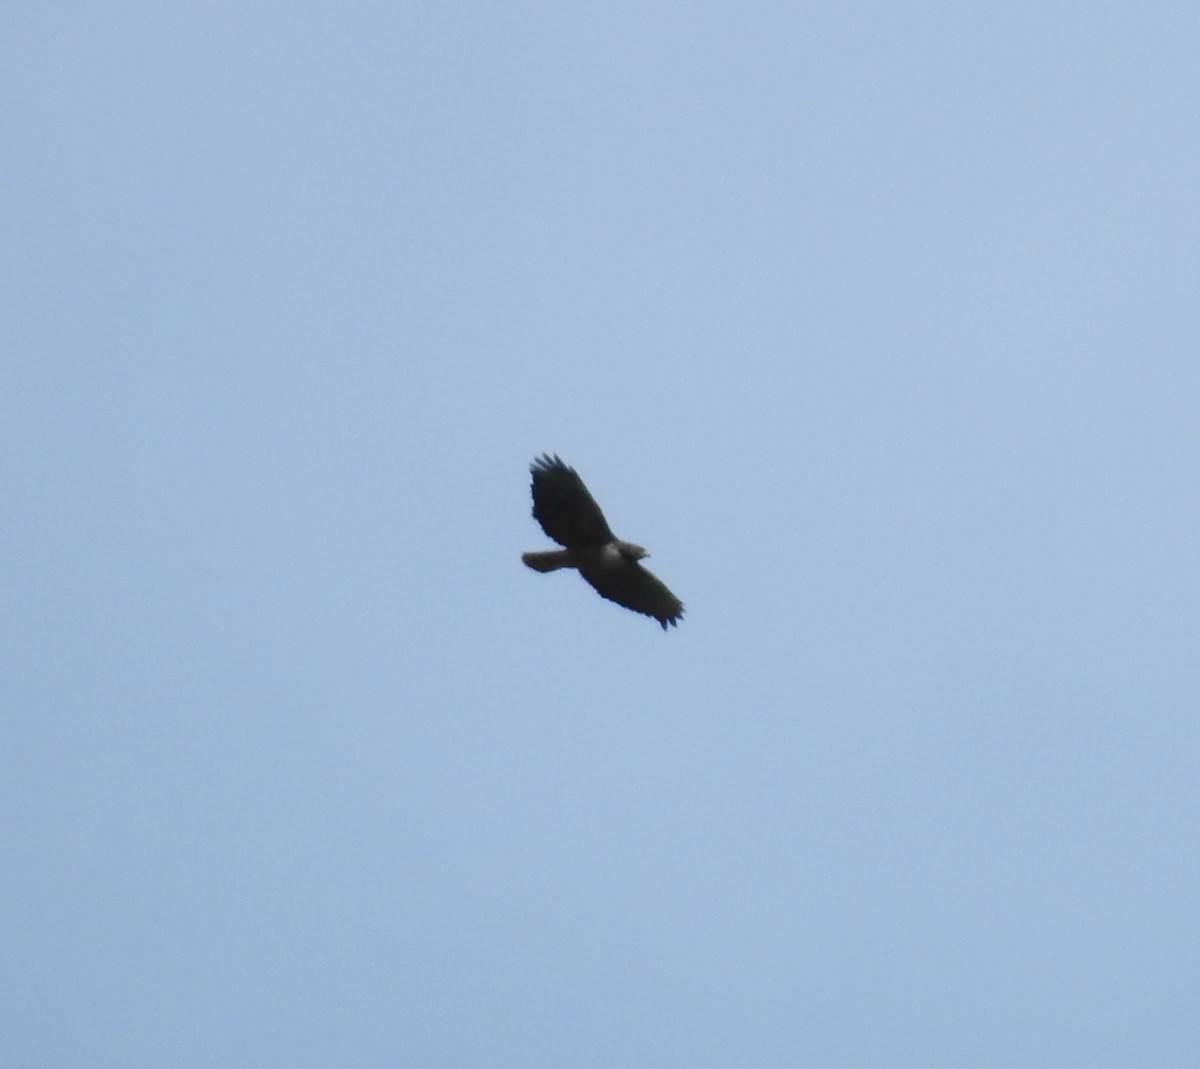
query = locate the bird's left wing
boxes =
[579,560,684,630]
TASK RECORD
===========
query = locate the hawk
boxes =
[521,454,684,630]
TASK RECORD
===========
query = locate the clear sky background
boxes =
[4,3,1198,1066]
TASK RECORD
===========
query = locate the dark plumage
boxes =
[521,455,684,630]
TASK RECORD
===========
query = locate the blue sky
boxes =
[4,3,1199,1065]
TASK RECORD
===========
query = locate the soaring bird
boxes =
[521,454,684,630]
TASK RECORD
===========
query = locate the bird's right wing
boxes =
[529,454,616,547]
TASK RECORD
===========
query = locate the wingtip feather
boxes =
[531,453,570,474]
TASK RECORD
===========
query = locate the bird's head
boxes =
[617,540,650,562]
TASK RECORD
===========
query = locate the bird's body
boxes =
[521,454,684,630]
